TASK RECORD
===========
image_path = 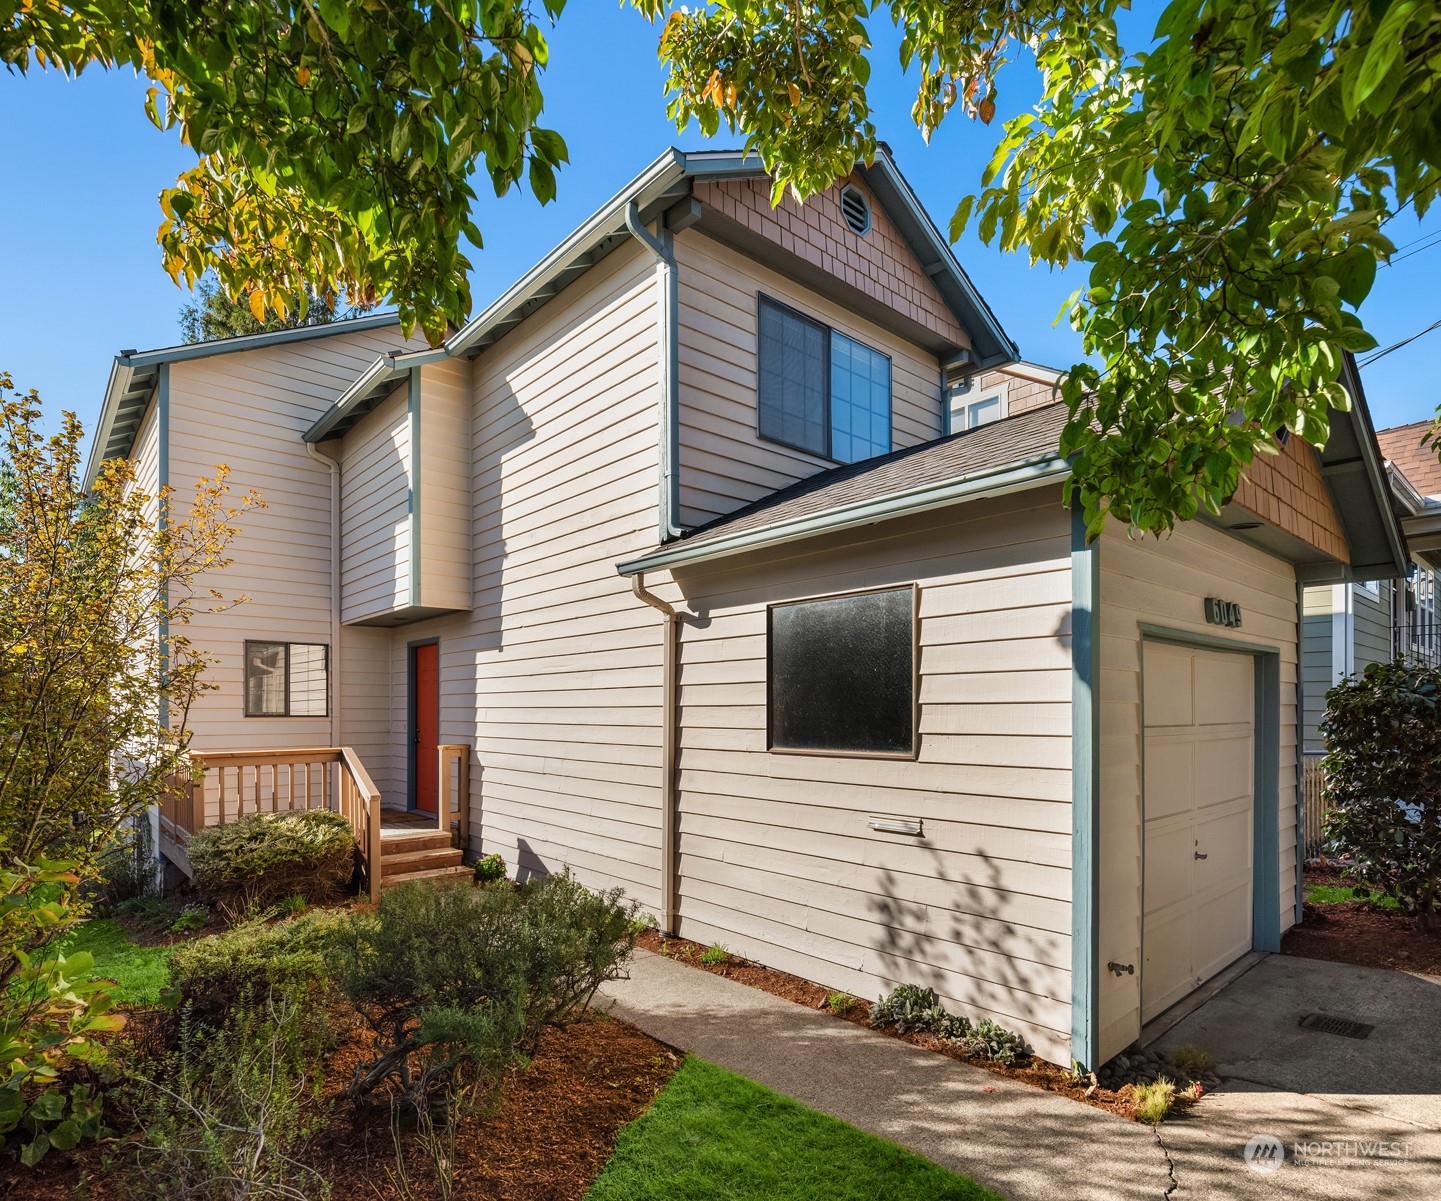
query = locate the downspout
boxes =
[624,201,683,542]
[631,572,681,934]
[306,441,342,747]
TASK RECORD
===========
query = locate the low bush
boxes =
[871,984,1027,1064]
[825,992,856,1016]
[0,863,124,1166]
[166,907,353,1020]
[340,872,637,1112]
[699,942,728,965]
[1321,659,1441,929]
[187,810,355,919]
[472,854,506,885]
[119,991,332,1199]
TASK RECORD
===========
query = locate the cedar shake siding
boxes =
[1230,436,1349,563]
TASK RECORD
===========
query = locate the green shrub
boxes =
[169,905,206,934]
[119,991,331,1199]
[187,810,356,919]
[0,863,124,1167]
[870,984,971,1040]
[825,992,856,1016]
[339,872,638,1111]
[472,854,506,885]
[961,1017,1026,1066]
[1322,659,1441,929]
[166,907,353,1020]
[699,942,728,966]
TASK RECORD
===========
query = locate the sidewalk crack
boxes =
[1154,1126,1179,1200]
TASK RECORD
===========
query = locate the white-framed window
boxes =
[952,379,1009,432]
[1355,578,1381,598]
[756,295,892,465]
[244,641,329,717]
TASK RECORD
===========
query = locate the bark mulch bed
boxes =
[633,930,1193,1122]
[2,1015,679,1201]
[1282,866,1441,977]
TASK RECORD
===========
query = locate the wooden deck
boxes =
[159,745,472,900]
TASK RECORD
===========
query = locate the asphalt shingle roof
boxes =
[1377,421,1441,499]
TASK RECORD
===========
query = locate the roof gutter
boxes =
[625,200,684,542]
[618,454,1069,577]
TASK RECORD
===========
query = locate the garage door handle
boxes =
[1194,851,1208,860]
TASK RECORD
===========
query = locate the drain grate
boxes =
[1298,1012,1374,1040]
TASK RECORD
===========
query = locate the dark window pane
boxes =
[830,332,891,463]
[769,588,914,754]
[758,299,828,456]
[245,641,287,716]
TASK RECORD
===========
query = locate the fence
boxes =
[1302,750,1327,860]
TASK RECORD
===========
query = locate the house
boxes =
[83,148,1406,1069]
[1300,421,1441,756]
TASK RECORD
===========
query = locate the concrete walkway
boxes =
[599,950,1441,1201]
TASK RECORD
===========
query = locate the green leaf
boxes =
[47,1120,81,1152]
[1321,247,1377,307]
[20,1134,50,1167]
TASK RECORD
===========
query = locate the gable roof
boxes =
[82,311,403,488]
[304,146,1018,443]
[1377,420,1441,499]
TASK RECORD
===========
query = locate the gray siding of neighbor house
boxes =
[1353,581,1393,667]
[1301,586,1333,751]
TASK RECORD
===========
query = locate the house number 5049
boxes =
[1204,597,1242,628]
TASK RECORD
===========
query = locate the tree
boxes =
[1321,659,1441,930]
[4,2,570,345]
[178,271,369,344]
[634,1,1441,536]
[0,371,259,875]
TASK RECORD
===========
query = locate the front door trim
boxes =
[407,637,440,812]
[1137,623,1283,971]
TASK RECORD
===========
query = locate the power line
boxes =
[1381,232,1441,268]
[1358,317,1441,368]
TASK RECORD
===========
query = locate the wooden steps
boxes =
[378,826,471,888]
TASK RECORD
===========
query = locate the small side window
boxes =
[768,586,916,757]
[952,379,1009,431]
[244,641,329,717]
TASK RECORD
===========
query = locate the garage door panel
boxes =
[1194,654,1254,725]
[1142,644,1194,728]
[1143,822,1195,913]
[1142,643,1255,1027]
[1141,737,1195,821]
[1193,734,1253,810]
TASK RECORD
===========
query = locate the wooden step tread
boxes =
[380,864,473,888]
[380,831,453,854]
[380,848,463,877]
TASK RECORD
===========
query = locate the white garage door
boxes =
[1142,642,1255,1023]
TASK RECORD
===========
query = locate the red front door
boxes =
[412,643,439,813]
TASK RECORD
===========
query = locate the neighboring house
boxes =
[1300,423,1441,751]
[82,147,1406,1070]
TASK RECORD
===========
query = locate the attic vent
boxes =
[839,184,872,236]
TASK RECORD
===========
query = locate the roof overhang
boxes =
[306,146,1019,443]
[1387,462,1441,568]
[616,454,1068,577]
[83,311,403,487]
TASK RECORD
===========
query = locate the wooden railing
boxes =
[1302,750,1327,861]
[160,747,385,902]
[437,744,471,851]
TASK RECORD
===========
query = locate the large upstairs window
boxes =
[757,296,892,464]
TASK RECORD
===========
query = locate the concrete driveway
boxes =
[1150,954,1441,1199]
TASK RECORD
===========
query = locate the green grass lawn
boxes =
[586,1056,1002,1201]
[1305,883,1400,909]
[53,918,173,1005]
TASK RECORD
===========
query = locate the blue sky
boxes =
[1,6,1436,449]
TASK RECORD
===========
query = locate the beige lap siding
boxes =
[673,230,945,529]
[166,325,420,753]
[1096,520,1299,1062]
[338,383,411,623]
[342,241,667,907]
[664,488,1075,1064]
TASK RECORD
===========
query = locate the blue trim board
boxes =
[1070,510,1100,1069]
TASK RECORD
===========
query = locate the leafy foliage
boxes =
[870,983,1025,1063]
[0,863,124,1165]
[0,373,258,879]
[5,2,571,344]
[472,853,507,885]
[636,0,1441,535]
[118,992,332,1200]
[1321,659,1441,929]
[178,271,367,345]
[1132,1077,1177,1125]
[166,908,352,1020]
[187,810,355,920]
[339,873,637,1111]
